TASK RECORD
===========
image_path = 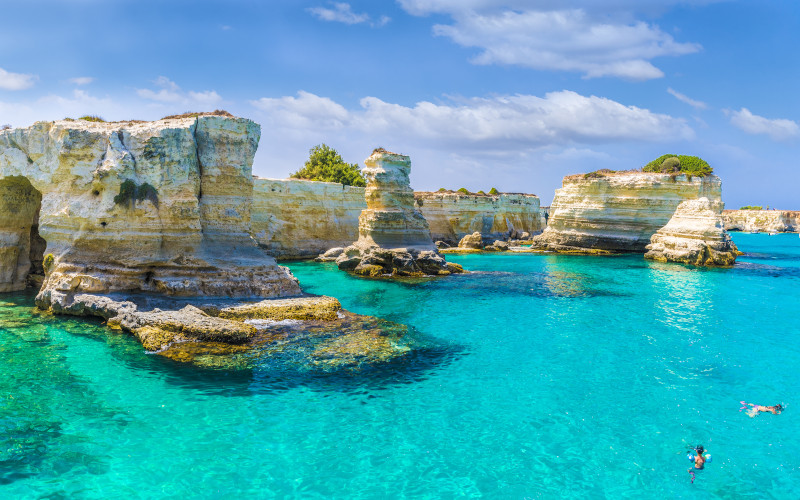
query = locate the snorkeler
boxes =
[740,401,783,417]
[687,445,711,484]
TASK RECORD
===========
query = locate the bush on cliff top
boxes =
[291,144,366,187]
[740,205,763,210]
[642,154,713,176]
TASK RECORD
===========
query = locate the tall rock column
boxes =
[332,149,463,277]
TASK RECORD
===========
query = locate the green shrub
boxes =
[457,187,470,194]
[488,187,499,195]
[477,190,486,195]
[43,253,54,272]
[437,187,447,192]
[78,115,105,122]
[114,180,159,209]
[739,205,763,210]
[291,144,366,187]
[643,154,713,176]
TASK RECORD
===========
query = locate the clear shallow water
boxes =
[1,233,798,499]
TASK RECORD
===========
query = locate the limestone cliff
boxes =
[414,192,545,244]
[532,172,722,252]
[722,210,800,233]
[645,197,738,266]
[0,113,301,305]
[329,150,462,276]
[251,178,365,259]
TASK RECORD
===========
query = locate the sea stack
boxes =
[645,197,738,266]
[0,113,302,308]
[332,149,463,276]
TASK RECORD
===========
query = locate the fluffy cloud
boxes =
[667,88,707,109]
[397,1,701,80]
[727,108,800,141]
[251,90,693,150]
[136,77,222,107]
[0,89,132,127]
[307,2,389,26]
[0,67,37,91]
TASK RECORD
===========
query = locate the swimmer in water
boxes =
[687,445,706,483]
[740,402,783,417]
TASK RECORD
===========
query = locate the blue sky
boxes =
[1,0,798,208]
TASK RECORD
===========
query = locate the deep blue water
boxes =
[1,233,798,499]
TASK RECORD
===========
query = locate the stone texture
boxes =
[332,150,462,276]
[415,191,545,244]
[722,210,800,233]
[0,114,302,304]
[0,176,42,292]
[458,232,484,249]
[251,178,365,259]
[645,197,738,266]
[532,172,722,253]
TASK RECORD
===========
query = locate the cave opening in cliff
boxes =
[0,176,46,292]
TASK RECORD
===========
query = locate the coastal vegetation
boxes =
[739,205,763,210]
[642,154,713,176]
[291,144,366,187]
[433,187,501,195]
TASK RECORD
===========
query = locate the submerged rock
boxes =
[645,197,738,266]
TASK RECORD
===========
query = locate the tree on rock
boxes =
[291,144,366,187]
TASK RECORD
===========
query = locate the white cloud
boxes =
[431,9,699,80]
[667,87,707,109]
[307,3,370,24]
[397,1,701,80]
[727,108,800,141]
[0,89,134,127]
[68,76,94,86]
[307,2,390,27]
[0,67,37,91]
[251,91,349,130]
[251,90,693,150]
[136,77,223,108]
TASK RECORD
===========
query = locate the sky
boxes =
[0,0,798,208]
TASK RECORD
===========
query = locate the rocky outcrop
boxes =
[251,178,366,259]
[645,197,738,266]
[458,232,483,249]
[0,113,302,306]
[532,172,722,253]
[331,150,463,276]
[414,191,545,244]
[722,210,800,233]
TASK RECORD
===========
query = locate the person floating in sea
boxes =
[687,445,711,484]
[740,401,783,417]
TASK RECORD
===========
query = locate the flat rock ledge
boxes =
[36,292,420,370]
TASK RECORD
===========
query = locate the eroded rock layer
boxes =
[722,210,800,233]
[331,150,462,276]
[0,114,301,306]
[645,197,738,266]
[414,192,545,244]
[532,172,722,252]
[251,178,365,259]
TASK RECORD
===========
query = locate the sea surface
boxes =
[1,233,798,499]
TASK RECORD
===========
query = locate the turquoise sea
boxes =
[1,233,798,499]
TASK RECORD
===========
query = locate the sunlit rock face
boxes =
[645,197,738,266]
[722,210,800,233]
[532,172,722,253]
[0,113,301,307]
[332,150,462,276]
[251,178,366,259]
[414,191,546,244]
